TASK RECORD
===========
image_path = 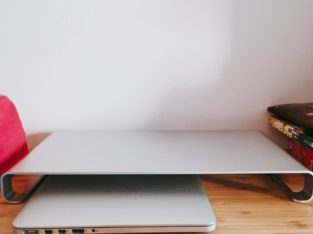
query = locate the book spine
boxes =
[304,147,313,171]
[288,139,298,160]
[291,133,313,151]
[268,116,313,151]
[288,139,313,171]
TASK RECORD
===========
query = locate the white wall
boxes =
[1,0,313,143]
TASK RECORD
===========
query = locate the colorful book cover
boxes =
[269,116,313,151]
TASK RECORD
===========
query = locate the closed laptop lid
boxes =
[13,175,215,231]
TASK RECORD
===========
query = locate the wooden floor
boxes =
[1,174,312,234]
[1,134,313,233]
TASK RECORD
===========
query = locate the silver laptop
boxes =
[13,175,216,234]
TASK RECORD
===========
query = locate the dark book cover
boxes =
[268,103,313,132]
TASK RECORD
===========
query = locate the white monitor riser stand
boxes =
[2,131,312,204]
[1,131,312,233]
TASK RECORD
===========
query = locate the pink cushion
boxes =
[0,95,28,175]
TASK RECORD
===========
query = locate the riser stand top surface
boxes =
[1,131,312,204]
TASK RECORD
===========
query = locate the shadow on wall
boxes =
[145,0,313,146]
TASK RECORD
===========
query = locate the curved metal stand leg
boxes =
[268,173,313,203]
[1,173,45,204]
[1,174,16,202]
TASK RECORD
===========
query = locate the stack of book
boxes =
[268,115,313,171]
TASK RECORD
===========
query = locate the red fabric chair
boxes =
[0,95,29,176]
